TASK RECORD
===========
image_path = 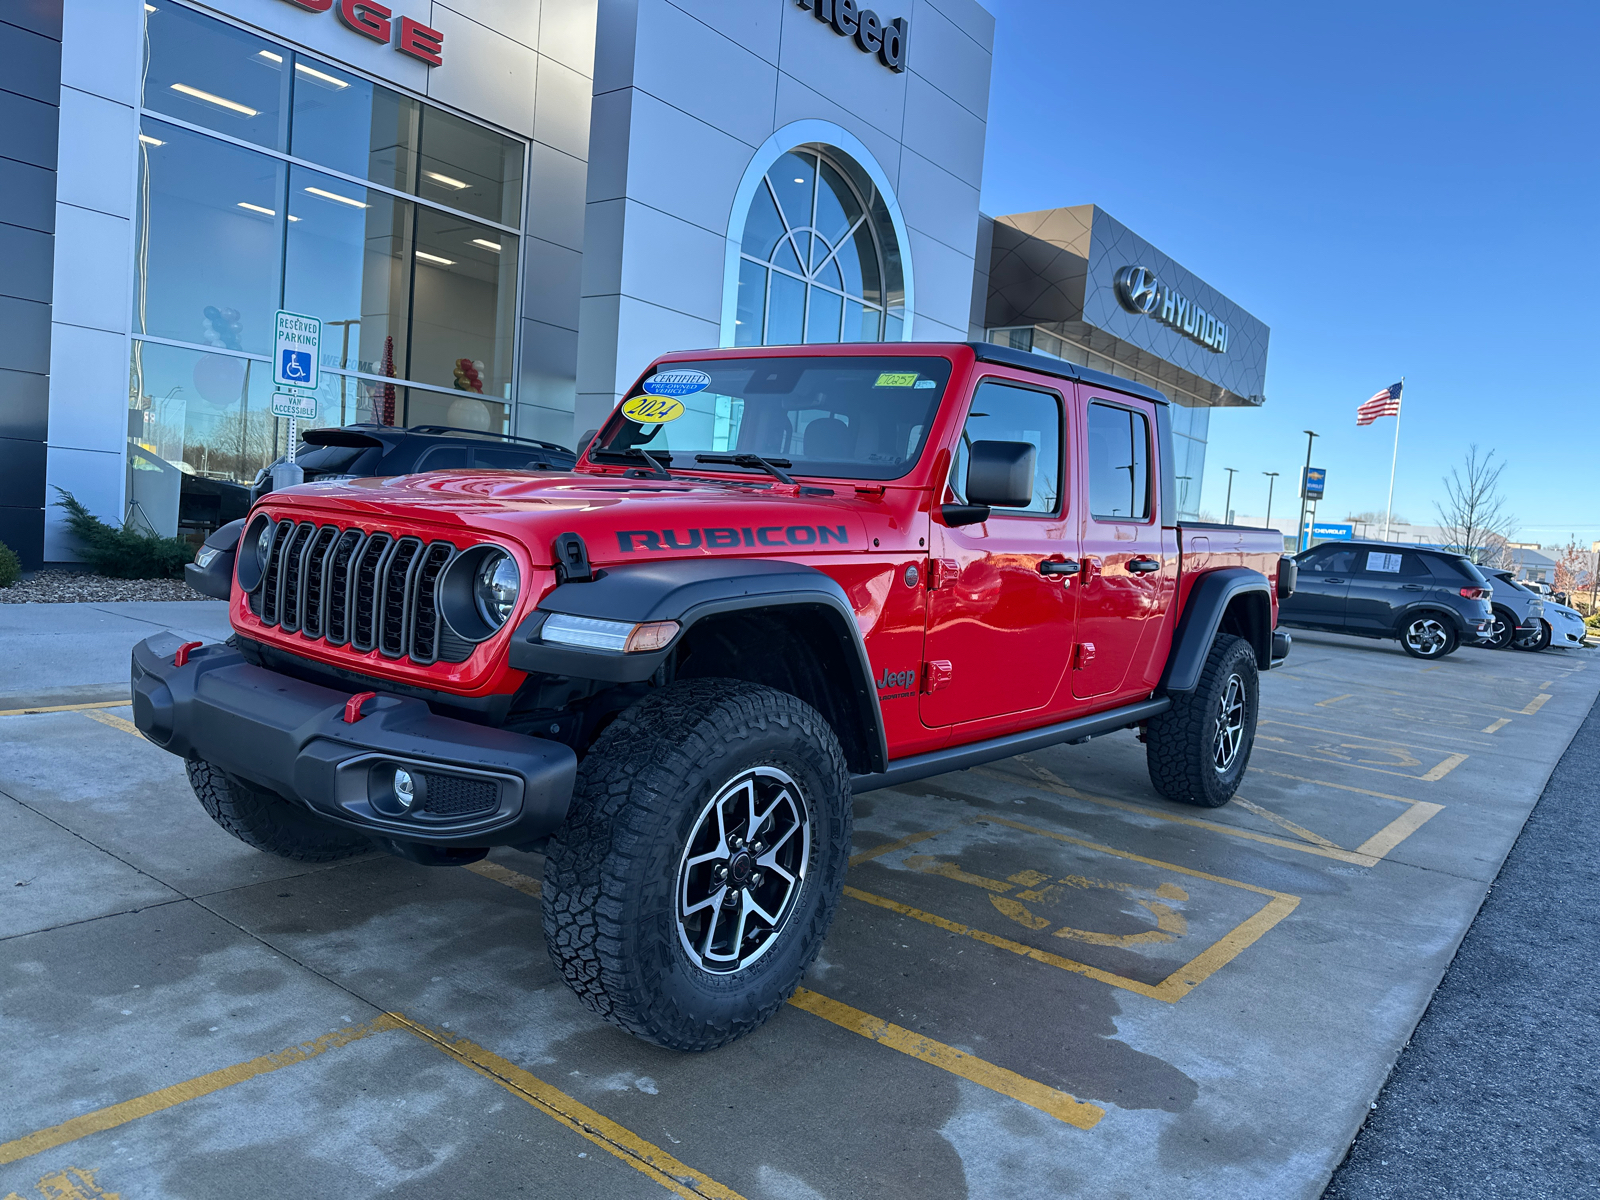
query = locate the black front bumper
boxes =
[131,634,576,853]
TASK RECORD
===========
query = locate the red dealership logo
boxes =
[280,0,443,66]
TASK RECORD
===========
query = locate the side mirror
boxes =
[966,440,1036,509]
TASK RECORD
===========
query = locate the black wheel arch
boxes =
[1160,567,1274,695]
[508,559,887,774]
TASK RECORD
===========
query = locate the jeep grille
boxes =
[249,521,470,665]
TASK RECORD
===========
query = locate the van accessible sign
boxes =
[1114,265,1230,355]
[793,0,909,72]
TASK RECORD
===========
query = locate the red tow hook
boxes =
[173,641,203,667]
[343,691,378,724]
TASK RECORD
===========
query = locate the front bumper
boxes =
[130,633,576,853]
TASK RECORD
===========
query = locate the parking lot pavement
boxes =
[1,625,1594,1199]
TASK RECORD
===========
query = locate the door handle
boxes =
[1127,557,1161,573]
[1400,583,1425,591]
[1039,559,1081,577]
[1325,577,1345,584]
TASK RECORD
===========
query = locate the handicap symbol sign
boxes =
[280,349,312,384]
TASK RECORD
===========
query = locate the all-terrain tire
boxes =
[186,758,371,861]
[1146,634,1258,808]
[541,679,852,1051]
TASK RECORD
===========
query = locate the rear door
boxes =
[921,377,1077,728]
[1279,545,1357,628]
[1071,395,1168,700]
[1345,548,1432,632]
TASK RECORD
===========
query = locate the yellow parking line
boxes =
[1420,753,1468,782]
[1521,693,1552,715]
[392,1014,747,1200]
[0,1015,402,1166]
[1352,801,1444,860]
[1481,718,1511,734]
[1261,718,1490,751]
[849,828,946,866]
[1314,694,1353,707]
[1232,797,1340,849]
[786,988,1104,1131]
[464,860,542,896]
[0,699,129,717]
[81,710,141,737]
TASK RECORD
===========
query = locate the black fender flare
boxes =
[508,559,887,772]
[183,518,246,600]
[1160,566,1274,694]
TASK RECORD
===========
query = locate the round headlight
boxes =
[474,552,520,628]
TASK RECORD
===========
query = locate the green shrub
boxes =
[53,489,194,579]
[0,541,20,589]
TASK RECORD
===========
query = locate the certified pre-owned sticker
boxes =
[641,369,711,397]
[620,395,686,424]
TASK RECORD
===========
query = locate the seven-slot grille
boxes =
[250,520,467,664]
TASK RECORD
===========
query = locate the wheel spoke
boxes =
[744,892,781,926]
[698,892,728,958]
[684,885,727,917]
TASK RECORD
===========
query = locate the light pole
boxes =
[1262,471,1279,536]
[1296,430,1319,552]
[1223,468,1238,524]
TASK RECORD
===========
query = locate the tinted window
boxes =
[601,357,953,481]
[297,444,374,475]
[1359,550,1428,577]
[143,3,287,150]
[472,446,563,470]
[413,446,471,471]
[951,381,1062,515]
[1087,403,1150,520]
[1301,548,1358,574]
[1426,555,1488,584]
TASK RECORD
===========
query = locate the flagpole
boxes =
[1381,376,1404,542]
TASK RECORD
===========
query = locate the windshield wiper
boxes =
[695,453,796,486]
[590,446,673,480]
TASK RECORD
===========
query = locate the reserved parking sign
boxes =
[273,311,321,390]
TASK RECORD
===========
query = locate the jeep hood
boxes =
[255,470,875,566]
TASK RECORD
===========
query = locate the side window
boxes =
[1360,550,1427,577]
[950,380,1062,515]
[1303,548,1356,574]
[472,446,555,470]
[413,446,471,471]
[1087,402,1151,520]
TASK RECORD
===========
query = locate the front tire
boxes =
[1513,620,1551,652]
[1146,634,1258,808]
[541,679,851,1051]
[1400,614,1458,659]
[1485,608,1517,650]
[186,758,371,861]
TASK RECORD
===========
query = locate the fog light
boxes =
[394,767,415,810]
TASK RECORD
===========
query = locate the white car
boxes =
[1513,593,1592,651]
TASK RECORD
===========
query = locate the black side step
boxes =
[850,697,1171,794]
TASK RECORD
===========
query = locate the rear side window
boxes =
[471,446,562,470]
[412,446,471,471]
[1087,402,1150,520]
[1426,555,1488,584]
[298,444,375,475]
[1360,550,1428,577]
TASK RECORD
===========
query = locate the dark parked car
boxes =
[188,425,576,600]
[1277,542,1495,660]
[251,424,576,504]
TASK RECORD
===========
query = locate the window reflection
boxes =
[417,106,524,226]
[135,118,285,354]
[142,3,287,149]
[290,57,419,194]
[409,206,518,397]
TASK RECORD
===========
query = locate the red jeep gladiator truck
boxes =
[133,342,1292,1050]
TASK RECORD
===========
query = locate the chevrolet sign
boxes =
[1114,266,1230,354]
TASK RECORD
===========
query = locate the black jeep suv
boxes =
[1278,542,1495,660]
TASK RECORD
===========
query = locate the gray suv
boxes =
[1483,571,1545,650]
[1279,542,1496,660]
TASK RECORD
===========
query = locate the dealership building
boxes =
[0,0,1269,567]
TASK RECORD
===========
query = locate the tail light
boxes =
[1460,587,1491,600]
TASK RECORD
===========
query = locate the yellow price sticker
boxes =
[620,395,686,424]
[874,372,920,388]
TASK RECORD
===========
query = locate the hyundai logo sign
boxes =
[1114,265,1230,354]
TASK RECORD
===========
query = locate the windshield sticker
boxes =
[1366,552,1403,573]
[642,369,711,397]
[874,372,920,388]
[914,379,936,388]
[620,395,686,425]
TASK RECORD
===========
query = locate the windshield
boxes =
[595,356,954,481]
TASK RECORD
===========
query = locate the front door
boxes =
[1344,547,1433,632]
[1072,396,1169,700]
[921,378,1077,728]
[1279,544,1359,629]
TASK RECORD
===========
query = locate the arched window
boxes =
[734,145,905,346]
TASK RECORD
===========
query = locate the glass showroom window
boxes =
[131,2,526,541]
[735,147,905,346]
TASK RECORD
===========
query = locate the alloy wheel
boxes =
[1212,672,1246,773]
[1405,618,1449,656]
[675,767,810,974]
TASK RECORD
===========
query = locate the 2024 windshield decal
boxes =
[617,526,851,552]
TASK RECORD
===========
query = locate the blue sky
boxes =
[977,0,1598,544]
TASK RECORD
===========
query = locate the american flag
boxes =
[1357,381,1403,426]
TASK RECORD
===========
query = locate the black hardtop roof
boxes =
[967,343,1170,406]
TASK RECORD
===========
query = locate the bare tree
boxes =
[1434,445,1517,563]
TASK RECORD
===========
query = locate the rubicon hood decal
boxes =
[617,524,853,553]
